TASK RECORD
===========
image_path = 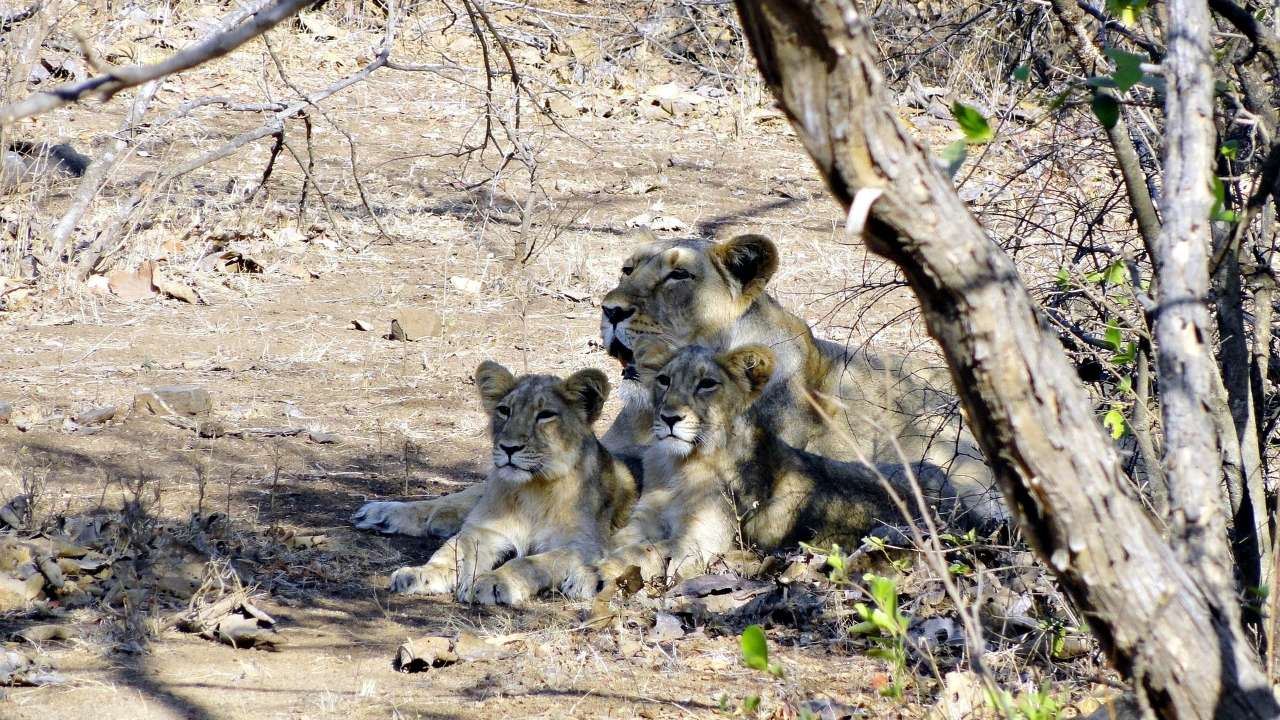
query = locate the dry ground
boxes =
[0,5,1087,719]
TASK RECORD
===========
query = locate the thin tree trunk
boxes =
[1155,0,1242,598]
[733,1,1278,717]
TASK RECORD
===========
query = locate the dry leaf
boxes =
[154,275,202,304]
[107,261,156,301]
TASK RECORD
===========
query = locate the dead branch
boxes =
[0,1,41,33]
[47,80,161,263]
[0,0,314,125]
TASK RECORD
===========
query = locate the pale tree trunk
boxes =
[1156,0,1240,595]
[732,1,1278,717]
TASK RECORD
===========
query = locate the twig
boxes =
[47,80,162,264]
[0,0,314,125]
[0,1,41,33]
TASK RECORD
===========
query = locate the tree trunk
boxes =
[1156,0,1242,597]
[732,2,1278,717]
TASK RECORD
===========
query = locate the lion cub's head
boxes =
[600,234,779,378]
[474,362,610,483]
[644,344,775,457]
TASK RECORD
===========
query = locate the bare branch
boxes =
[0,0,313,126]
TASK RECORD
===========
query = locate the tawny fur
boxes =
[599,344,959,581]
[355,233,1004,541]
[387,362,636,605]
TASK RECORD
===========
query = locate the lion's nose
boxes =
[660,414,682,431]
[499,443,524,459]
[602,305,635,325]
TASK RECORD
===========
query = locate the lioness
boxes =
[598,343,956,580]
[387,361,636,605]
[354,233,1004,539]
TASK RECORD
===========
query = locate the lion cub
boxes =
[390,362,637,605]
[601,344,947,581]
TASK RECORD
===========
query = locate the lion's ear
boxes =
[562,368,610,424]
[719,345,775,397]
[713,234,778,301]
[475,361,517,413]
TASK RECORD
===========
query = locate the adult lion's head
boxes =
[600,234,779,379]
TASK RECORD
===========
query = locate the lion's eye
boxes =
[621,266,634,276]
[536,410,558,422]
[696,378,720,391]
[496,405,510,418]
[664,269,693,282]
[656,374,670,387]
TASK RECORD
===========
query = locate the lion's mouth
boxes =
[608,338,636,379]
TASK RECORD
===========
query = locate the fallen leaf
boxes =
[107,261,155,300]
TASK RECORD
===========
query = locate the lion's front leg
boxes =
[352,483,485,538]
[389,528,508,596]
[469,548,596,606]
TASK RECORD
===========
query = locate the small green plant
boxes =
[988,685,1063,720]
[799,540,850,583]
[740,624,784,677]
[850,574,910,698]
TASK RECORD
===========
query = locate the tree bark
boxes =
[733,1,1279,717]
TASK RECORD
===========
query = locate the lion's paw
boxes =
[389,564,454,595]
[352,501,425,536]
[468,572,532,606]
[561,565,602,600]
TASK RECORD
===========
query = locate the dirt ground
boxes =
[0,6,1080,719]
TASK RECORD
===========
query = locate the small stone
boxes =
[72,405,116,426]
[390,308,442,341]
[307,430,340,444]
[448,276,482,295]
[133,385,213,416]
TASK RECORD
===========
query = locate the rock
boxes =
[648,612,685,642]
[72,405,116,426]
[448,276,482,295]
[307,430,340,444]
[389,308,442,341]
[133,385,212,416]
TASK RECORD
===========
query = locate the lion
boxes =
[597,343,960,580]
[386,361,637,605]
[354,233,1004,539]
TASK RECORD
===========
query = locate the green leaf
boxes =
[1221,140,1240,160]
[742,695,761,712]
[1117,375,1133,394]
[1111,341,1137,366]
[1211,176,1240,222]
[1012,64,1031,82]
[850,620,878,636]
[940,139,968,177]
[1103,408,1127,439]
[948,562,972,576]
[1104,320,1123,351]
[1106,0,1148,25]
[1091,92,1120,129]
[1104,48,1145,92]
[740,624,769,671]
[1105,259,1128,285]
[1055,268,1071,290]
[950,102,994,143]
